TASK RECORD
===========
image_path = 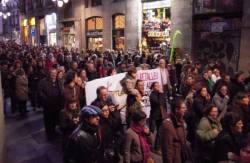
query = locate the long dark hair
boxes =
[64,71,77,86]
[171,97,185,114]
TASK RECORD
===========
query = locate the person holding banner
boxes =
[120,67,139,107]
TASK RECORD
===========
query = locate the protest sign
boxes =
[85,69,162,121]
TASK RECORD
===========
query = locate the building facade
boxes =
[19,0,250,72]
[0,0,20,42]
[19,0,58,45]
[55,0,193,54]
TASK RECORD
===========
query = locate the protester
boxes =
[64,71,82,107]
[214,113,245,162]
[2,41,250,163]
[99,103,121,163]
[149,81,166,153]
[196,105,222,163]
[123,110,153,163]
[230,71,245,98]
[160,98,191,163]
[38,68,64,140]
[15,69,29,116]
[228,92,250,134]
[65,105,102,163]
[212,83,229,120]
[158,59,172,94]
[193,86,211,121]
[60,99,80,162]
[120,67,139,108]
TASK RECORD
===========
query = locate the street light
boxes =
[0,0,11,20]
[51,0,69,8]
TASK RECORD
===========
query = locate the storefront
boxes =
[193,0,243,70]
[29,17,36,45]
[21,18,29,44]
[39,18,46,45]
[86,16,104,51]
[45,13,57,46]
[142,0,171,53]
[112,14,125,50]
[60,20,76,49]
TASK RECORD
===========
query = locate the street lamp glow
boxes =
[63,0,69,3]
[7,12,11,16]
[3,14,7,19]
[0,12,2,16]
[57,0,63,7]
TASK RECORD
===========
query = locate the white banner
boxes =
[85,69,162,121]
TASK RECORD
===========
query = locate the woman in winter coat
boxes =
[212,83,229,120]
[15,69,29,116]
[193,86,211,123]
[99,103,121,163]
[214,113,245,162]
[196,104,222,163]
[160,98,189,163]
[123,110,153,163]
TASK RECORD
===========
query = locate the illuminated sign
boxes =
[143,0,171,9]
[148,30,170,37]
[29,17,36,26]
[22,19,28,27]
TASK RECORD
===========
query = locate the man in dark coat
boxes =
[38,68,64,140]
[65,105,103,163]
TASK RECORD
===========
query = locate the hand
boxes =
[75,77,82,86]
[144,126,150,135]
[109,105,115,112]
[212,128,220,136]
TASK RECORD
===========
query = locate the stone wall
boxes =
[78,0,125,50]
[171,0,193,55]
[125,0,142,52]
[238,0,250,72]
[0,74,5,163]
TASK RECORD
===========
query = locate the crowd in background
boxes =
[1,41,250,163]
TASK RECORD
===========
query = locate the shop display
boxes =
[142,8,171,53]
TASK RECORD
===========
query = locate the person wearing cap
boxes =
[65,105,103,163]
[123,110,153,163]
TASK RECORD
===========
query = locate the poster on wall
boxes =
[85,69,163,121]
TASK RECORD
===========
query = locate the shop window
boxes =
[86,17,103,31]
[114,14,125,29]
[91,0,102,7]
[112,14,125,50]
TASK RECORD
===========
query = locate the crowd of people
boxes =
[1,41,250,163]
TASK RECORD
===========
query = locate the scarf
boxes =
[131,122,150,163]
